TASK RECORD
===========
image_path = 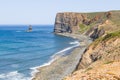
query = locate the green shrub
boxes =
[103,30,120,41]
[84,67,93,72]
[79,24,90,33]
[90,30,120,49]
[104,61,114,64]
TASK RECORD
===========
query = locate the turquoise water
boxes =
[0,25,79,80]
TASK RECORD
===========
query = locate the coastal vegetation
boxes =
[91,30,120,48]
[79,24,90,33]
[103,30,120,41]
[53,10,120,80]
[34,10,120,80]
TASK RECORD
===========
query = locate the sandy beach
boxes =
[32,34,92,80]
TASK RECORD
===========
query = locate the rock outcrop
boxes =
[54,11,120,80]
[89,26,105,40]
[54,11,114,39]
[77,35,120,69]
[64,33,120,80]
[54,13,86,33]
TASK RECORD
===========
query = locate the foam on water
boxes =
[52,41,80,58]
[30,58,56,79]
[0,25,80,80]
[30,40,80,79]
[69,41,80,44]
[0,71,30,80]
[0,40,80,80]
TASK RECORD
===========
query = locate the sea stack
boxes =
[27,25,32,32]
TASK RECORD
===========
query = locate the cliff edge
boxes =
[54,12,84,33]
[54,10,120,80]
[65,31,120,80]
[54,11,120,39]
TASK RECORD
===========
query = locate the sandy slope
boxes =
[64,37,120,80]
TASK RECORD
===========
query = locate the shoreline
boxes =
[32,33,92,80]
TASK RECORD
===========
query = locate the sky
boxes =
[0,0,120,25]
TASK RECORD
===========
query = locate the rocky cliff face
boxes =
[65,33,120,80]
[54,12,113,39]
[54,12,85,33]
[54,11,120,40]
[54,11,120,80]
[77,35,120,70]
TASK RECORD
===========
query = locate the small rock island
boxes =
[27,25,32,32]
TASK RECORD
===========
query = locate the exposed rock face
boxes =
[54,11,120,80]
[106,12,112,19]
[54,13,85,33]
[65,36,120,80]
[54,12,109,39]
[77,36,120,69]
[90,27,105,40]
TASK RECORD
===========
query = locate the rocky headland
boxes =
[55,10,120,80]
[33,10,120,80]
[55,11,120,80]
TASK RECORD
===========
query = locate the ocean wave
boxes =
[11,64,19,68]
[52,41,80,58]
[0,71,30,80]
[69,41,79,44]
[2,40,80,80]
[30,58,55,79]
[30,40,80,79]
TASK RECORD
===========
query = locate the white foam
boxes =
[1,40,80,80]
[30,41,80,79]
[52,41,80,58]
[0,71,30,80]
[30,58,56,79]
[69,41,79,44]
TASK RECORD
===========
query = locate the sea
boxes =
[0,25,80,80]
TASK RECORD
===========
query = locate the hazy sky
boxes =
[0,0,120,25]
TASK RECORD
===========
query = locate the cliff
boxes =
[54,11,120,40]
[54,11,120,80]
[65,31,120,80]
[54,12,84,33]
